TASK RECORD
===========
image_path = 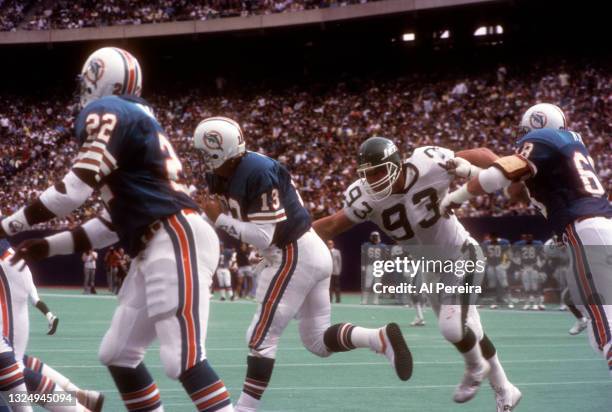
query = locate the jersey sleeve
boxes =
[245,170,287,224]
[73,101,123,181]
[342,181,374,223]
[510,140,556,179]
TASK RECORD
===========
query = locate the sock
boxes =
[323,323,383,353]
[108,363,162,411]
[220,289,226,299]
[24,355,79,393]
[236,356,275,411]
[180,360,231,412]
[415,303,424,320]
[227,288,233,298]
[568,304,583,320]
[452,328,483,368]
[0,351,32,412]
[480,334,510,390]
[23,367,86,412]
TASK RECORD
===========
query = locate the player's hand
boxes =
[440,157,476,178]
[47,313,59,335]
[10,238,50,269]
[439,192,462,218]
[201,195,225,223]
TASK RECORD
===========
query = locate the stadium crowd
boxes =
[0,0,374,31]
[1,62,610,229]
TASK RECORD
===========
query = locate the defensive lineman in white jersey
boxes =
[314,137,521,411]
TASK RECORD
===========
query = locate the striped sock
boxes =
[0,351,25,392]
[108,363,162,411]
[236,356,275,410]
[24,355,79,392]
[180,360,231,412]
[324,323,382,352]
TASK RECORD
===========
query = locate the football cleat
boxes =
[569,318,589,336]
[379,323,413,381]
[522,304,531,310]
[490,304,498,309]
[47,314,59,335]
[77,390,104,412]
[507,302,515,309]
[495,383,522,412]
[453,360,491,403]
[531,304,539,311]
[410,318,426,327]
[538,304,546,311]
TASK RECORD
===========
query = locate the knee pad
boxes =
[438,305,464,343]
[299,315,331,358]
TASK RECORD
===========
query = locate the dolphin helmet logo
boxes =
[203,131,224,151]
[529,111,547,129]
[84,58,105,88]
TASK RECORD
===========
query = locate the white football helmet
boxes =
[193,117,246,171]
[518,103,567,136]
[79,47,142,109]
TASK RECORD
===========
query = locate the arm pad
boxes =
[215,213,276,250]
[39,171,94,219]
[46,212,118,256]
[478,167,513,194]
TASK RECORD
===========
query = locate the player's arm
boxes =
[312,210,355,242]
[10,209,119,266]
[0,104,120,238]
[439,140,547,215]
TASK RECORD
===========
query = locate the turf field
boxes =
[23,288,612,411]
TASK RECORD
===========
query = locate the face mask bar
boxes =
[357,161,400,201]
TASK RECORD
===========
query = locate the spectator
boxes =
[82,249,98,294]
[328,239,342,303]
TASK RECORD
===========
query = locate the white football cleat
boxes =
[453,360,491,403]
[538,304,546,311]
[531,304,539,311]
[495,383,522,411]
[522,303,530,310]
[507,302,515,309]
[379,323,413,381]
[569,318,589,335]
[490,304,498,309]
[410,318,426,327]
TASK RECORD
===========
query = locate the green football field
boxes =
[23,288,612,411]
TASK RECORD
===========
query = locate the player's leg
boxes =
[520,268,533,309]
[158,212,232,411]
[486,266,499,308]
[561,289,589,335]
[97,265,161,412]
[0,338,32,412]
[224,269,234,300]
[566,218,612,375]
[23,355,103,412]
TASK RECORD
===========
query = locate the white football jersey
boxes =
[343,146,471,259]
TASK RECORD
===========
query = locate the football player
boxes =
[441,102,612,376]
[314,137,521,411]
[216,243,234,301]
[362,231,387,304]
[482,233,513,309]
[0,47,232,411]
[194,117,413,412]
[544,234,588,335]
[1,239,102,411]
[512,234,545,310]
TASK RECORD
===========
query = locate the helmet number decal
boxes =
[158,133,189,195]
[573,151,605,196]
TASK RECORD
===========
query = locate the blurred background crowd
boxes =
[1,60,610,230]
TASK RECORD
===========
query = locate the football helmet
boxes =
[357,137,402,201]
[517,103,567,137]
[79,47,142,109]
[193,117,246,171]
